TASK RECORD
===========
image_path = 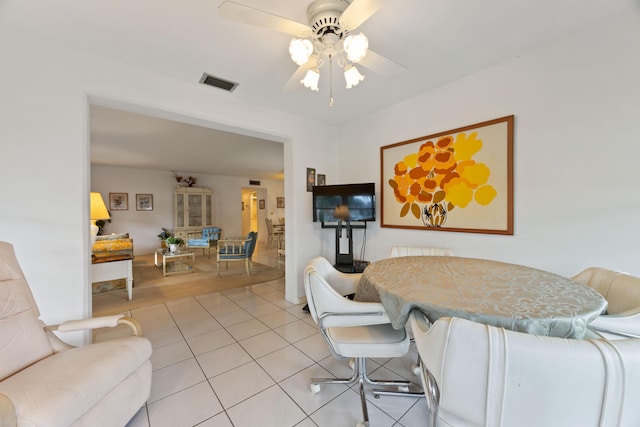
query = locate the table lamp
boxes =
[90,192,110,250]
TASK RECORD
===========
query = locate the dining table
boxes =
[355,256,608,339]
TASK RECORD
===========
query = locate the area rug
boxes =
[92,253,284,316]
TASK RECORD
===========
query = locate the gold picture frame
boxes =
[380,115,514,235]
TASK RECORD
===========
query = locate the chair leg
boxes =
[311,357,418,426]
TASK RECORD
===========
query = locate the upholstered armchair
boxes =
[216,231,258,277]
[186,227,221,259]
[572,267,640,339]
[0,241,152,426]
[410,312,640,427]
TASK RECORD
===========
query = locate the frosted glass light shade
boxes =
[301,68,320,91]
[343,33,368,63]
[289,38,313,66]
[344,65,365,89]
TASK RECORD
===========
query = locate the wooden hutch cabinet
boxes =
[173,187,213,241]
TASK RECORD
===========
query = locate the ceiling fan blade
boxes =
[358,49,406,79]
[218,1,312,38]
[339,0,390,31]
[283,55,319,92]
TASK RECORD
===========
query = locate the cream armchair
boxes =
[0,241,152,427]
[572,267,640,339]
[410,312,640,427]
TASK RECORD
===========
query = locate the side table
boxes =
[92,254,133,300]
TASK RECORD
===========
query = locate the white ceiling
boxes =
[3,0,637,179]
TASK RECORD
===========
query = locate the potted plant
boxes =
[165,236,184,253]
[157,228,172,248]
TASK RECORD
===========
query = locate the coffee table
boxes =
[154,248,195,277]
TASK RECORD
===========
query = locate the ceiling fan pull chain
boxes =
[329,55,334,108]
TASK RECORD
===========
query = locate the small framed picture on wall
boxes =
[136,194,153,211]
[306,168,316,192]
[317,174,326,186]
[109,193,128,210]
[259,199,265,209]
[277,197,285,208]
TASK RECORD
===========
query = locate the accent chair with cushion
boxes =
[304,259,418,427]
[0,241,152,426]
[186,227,221,259]
[216,231,258,277]
[410,311,640,427]
[572,267,640,339]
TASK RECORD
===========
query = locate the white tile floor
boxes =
[97,245,429,427]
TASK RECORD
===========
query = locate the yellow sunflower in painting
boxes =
[388,132,496,226]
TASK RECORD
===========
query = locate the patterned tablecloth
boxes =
[355,256,607,339]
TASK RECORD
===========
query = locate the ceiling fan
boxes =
[218,0,405,106]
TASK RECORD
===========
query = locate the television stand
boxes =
[321,220,366,273]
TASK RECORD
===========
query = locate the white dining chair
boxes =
[410,311,640,427]
[304,260,419,427]
[572,267,640,339]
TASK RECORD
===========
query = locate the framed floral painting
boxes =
[380,115,514,235]
[109,193,128,210]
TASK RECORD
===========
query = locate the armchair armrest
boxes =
[318,309,392,329]
[45,314,142,336]
[44,315,143,352]
[0,393,16,427]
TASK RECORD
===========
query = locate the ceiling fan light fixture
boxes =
[343,33,368,63]
[344,64,365,89]
[301,68,320,91]
[289,38,313,66]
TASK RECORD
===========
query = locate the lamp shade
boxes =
[344,65,365,89]
[301,68,320,91]
[289,38,313,66]
[343,33,368,63]
[90,192,110,220]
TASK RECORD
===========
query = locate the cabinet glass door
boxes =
[205,194,213,226]
[188,194,203,227]
[176,193,185,228]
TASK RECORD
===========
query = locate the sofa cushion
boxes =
[0,336,152,427]
[96,233,129,241]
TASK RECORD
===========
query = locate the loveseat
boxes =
[92,233,133,259]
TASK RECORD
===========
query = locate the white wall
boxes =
[332,12,640,277]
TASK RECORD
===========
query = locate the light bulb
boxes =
[289,39,313,66]
[301,68,320,91]
[343,33,368,63]
[344,65,365,89]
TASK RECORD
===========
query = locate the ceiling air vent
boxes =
[199,73,238,92]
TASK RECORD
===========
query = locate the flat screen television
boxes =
[312,183,376,222]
